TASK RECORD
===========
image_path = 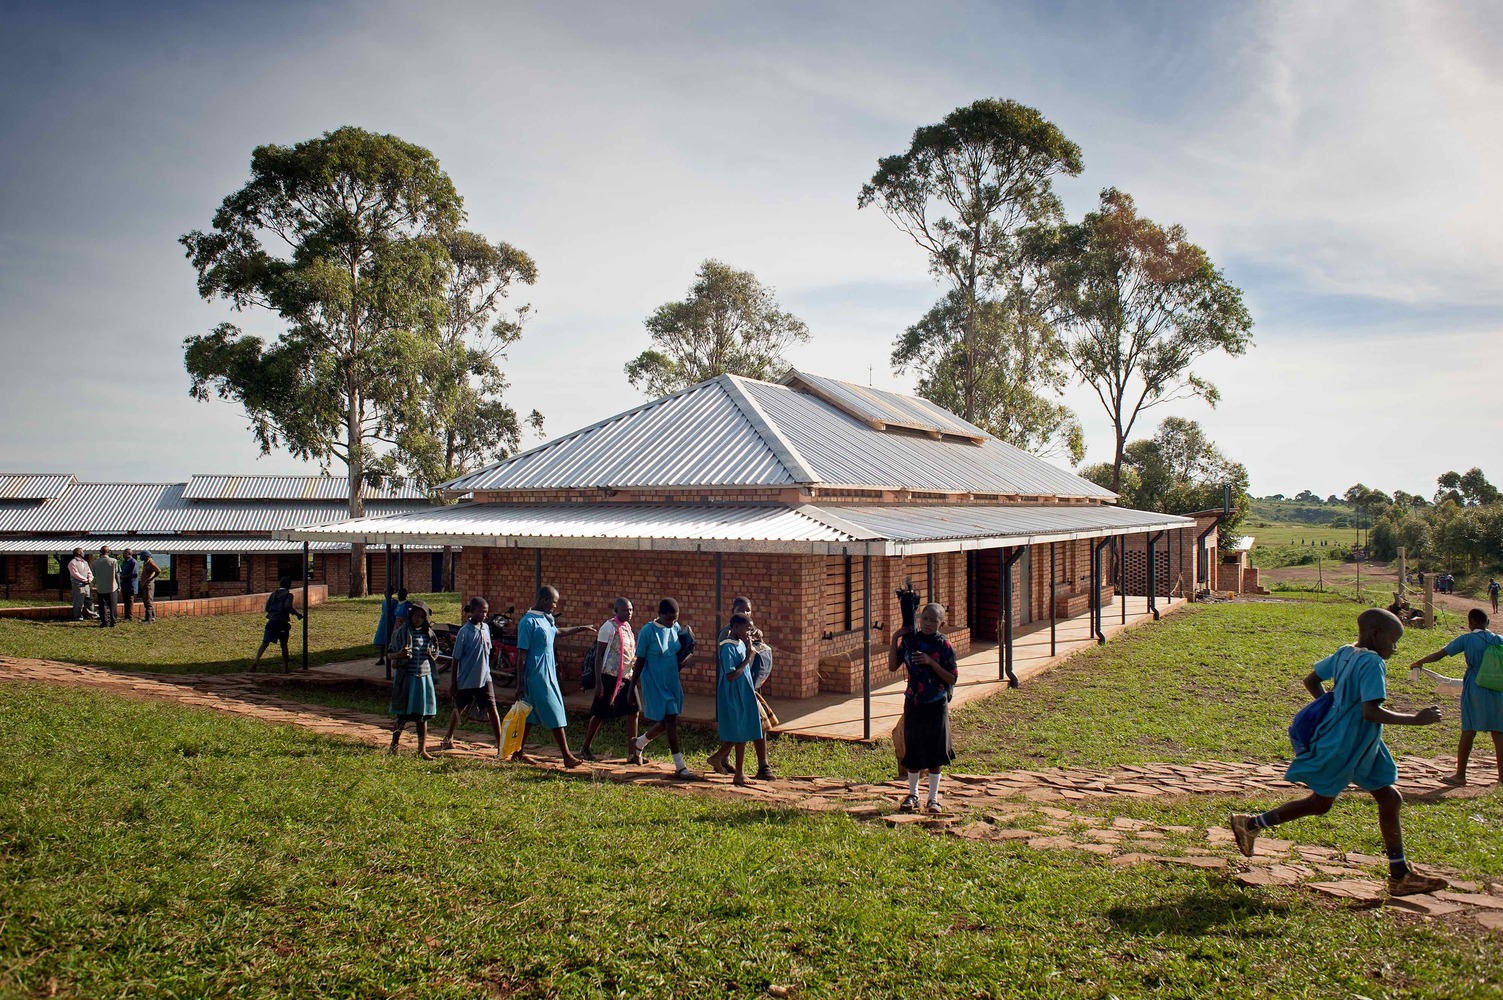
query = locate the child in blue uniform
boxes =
[715,614,764,786]
[387,600,439,759]
[515,586,595,768]
[630,598,699,780]
[1231,608,1447,896]
[890,602,958,814]
[1409,608,1503,786]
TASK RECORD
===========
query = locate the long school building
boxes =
[0,474,448,601]
[285,372,1218,708]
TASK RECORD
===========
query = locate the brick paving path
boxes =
[4,654,1500,933]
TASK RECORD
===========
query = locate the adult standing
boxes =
[514,586,594,769]
[119,549,138,621]
[91,546,120,628]
[629,597,699,779]
[579,597,642,763]
[1409,608,1503,786]
[1489,578,1500,615]
[138,552,160,623]
[66,547,94,621]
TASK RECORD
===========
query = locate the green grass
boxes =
[2,683,1499,999]
[0,592,463,674]
[1246,522,1358,549]
[0,598,67,608]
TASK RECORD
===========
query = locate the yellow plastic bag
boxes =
[500,699,531,758]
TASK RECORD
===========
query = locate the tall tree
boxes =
[181,126,463,596]
[1048,188,1253,492]
[1435,467,1500,507]
[401,230,543,488]
[859,98,1083,440]
[624,259,809,396]
[892,290,1083,461]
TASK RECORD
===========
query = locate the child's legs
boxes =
[624,713,639,744]
[1491,731,1503,781]
[279,637,290,665]
[1260,792,1337,826]
[254,640,272,661]
[1457,730,1477,776]
[443,706,462,741]
[549,726,574,755]
[581,716,604,751]
[753,738,767,769]
[733,742,745,775]
[664,716,682,755]
[487,704,504,745]
[639,720,665,745]
[1370,785,1405,859]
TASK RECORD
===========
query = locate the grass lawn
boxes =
[2,683,1499,999]
[0,598,67,608]
[1245,522,1358,549]
[0,592,463,674]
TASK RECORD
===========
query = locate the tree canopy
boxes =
[860,98,1084,453]
[1435,467,1500,507]
[624,260,809,397]
[1047,188,1253,491]
[181,126,471,595]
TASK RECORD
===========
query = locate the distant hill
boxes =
[1250,499,1353,526]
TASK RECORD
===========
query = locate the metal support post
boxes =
[715,552,723,639]
[1092,537,1112,644]
[927,553,934,602]
[534,548,542,596]
[862,553,872,741]
[1146,531,1165,620]
[1049,542,1057,656]
[1119,536,1126,624]
[1000,547,1024,687]
[301,541,310,671]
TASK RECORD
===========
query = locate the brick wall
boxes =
[1122,526,1202,596]
[457,547,824,700]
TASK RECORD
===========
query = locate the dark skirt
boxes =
[900,698,955,772]
[589,675,639,720]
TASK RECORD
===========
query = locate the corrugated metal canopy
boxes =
[444,373,1116,501]
[0,537,354,554]
[280,501,1193,556]
[0,474,76,500]
[0,482,428,534]
[183,475,428,501]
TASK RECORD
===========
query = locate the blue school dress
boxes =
[518,610,567,730]
[635,620,684,722]
[1442,629,1503,733]
[1285,645,1397,797]
[374,596,397,647]
[388,629,438,720]
[716,638,763,743]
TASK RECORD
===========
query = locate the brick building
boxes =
[285,372,1203,708]
[0,474,447,601]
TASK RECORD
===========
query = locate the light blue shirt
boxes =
[452,621,492,689]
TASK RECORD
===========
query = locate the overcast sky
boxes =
[2,0,1499,498]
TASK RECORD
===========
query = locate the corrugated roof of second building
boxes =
[445,372,1115,500]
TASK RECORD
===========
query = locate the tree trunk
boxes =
[1111,427,1126,495]
[347,387,368,598]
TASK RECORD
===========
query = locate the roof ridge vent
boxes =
[782,370,988,444]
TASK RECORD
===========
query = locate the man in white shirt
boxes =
[67,548,96,621]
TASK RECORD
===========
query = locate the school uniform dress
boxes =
[900,632,958,772]
[589,617,638,720]
[518,610,568,730]
[716,638,763,742]
[635,620,685,722]
[1285,645,1396,797]
[451,621,496,712]
[1442,629,1503,733]
[374,597,397,649]
[388,626,438,721]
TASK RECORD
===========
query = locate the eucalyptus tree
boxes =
[1048,188,1253,493]
[181,127,462,596]
[859,98,1083,445]
[625,259,809,396]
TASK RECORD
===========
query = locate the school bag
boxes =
[581,643,598,692]
[1288,691,1335,756]
[1479,642,1503,692]
[749,643,773,689]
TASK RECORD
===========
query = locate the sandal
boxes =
[627,751,646,766]
[755,766,775,781]
[578,749,598,762]
[674,767,703,782]
[435,740,455,752]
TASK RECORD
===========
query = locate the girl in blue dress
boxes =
[715,614,764,786]
[630,598,699,779]
[387,600,439,759]
[373,589,398,666]
[1409,607,1503,786]
[515,586,594,768]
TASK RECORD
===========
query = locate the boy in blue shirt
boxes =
[437,597,504,757]
[1231,608,1447,896]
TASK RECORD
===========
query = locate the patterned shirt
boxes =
[902,631,958,705]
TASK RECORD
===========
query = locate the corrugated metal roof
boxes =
[0,474,76,500]
[0,537,354,554]
[782,371,988,441]
[183,475,428,501]
[444,373,1116,500]
[445,378,798,493]
[281,501,1192,556]
[282,502,850,554]
[736,379,1116,499]
[0,482,427,535]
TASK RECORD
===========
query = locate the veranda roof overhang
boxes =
[0,537,356,555]
[278,503,1195,558]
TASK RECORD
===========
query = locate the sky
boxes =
[2,0,1500,499]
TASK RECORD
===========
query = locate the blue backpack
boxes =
[1288,691,1334,755]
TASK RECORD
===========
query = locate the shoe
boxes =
[1388,867,1449,897]
[1229,813,1259,858]
[674,767,703,781]
[755,766,775,781]
[899,794,920,813]
[926,800,944,815]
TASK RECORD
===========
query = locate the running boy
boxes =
[438,597,505,757]
[1230,608,1447,896]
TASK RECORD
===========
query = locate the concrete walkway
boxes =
[313,593,1188,741]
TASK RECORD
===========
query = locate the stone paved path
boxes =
[4,654,1500,934]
